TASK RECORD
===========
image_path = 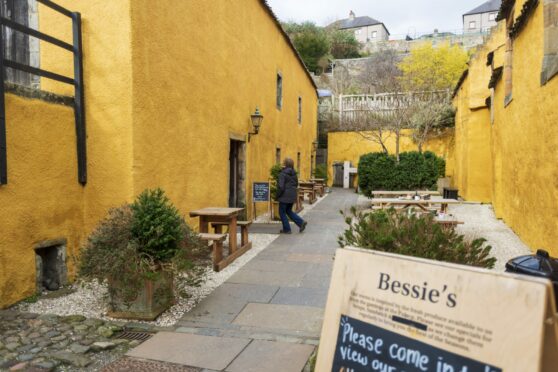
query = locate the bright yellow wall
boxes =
[128,0,318,221]
[453,4,558,255]
[0,94,82,308]
[327,130,455,187]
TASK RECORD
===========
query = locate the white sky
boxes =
[266,0,490,38]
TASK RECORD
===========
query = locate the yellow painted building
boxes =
[0,0,318,308]
[327,130,455,187]
[452,0,558,255]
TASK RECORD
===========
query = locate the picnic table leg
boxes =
[229,217,238,254]
[441,203,448,213]
[241,225,249,247]
[199,216,209,233]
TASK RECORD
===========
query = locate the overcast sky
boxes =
[266,0,488,38]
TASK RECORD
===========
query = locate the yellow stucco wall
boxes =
[0,94,82,308]
[453,3,558,255]
[129,0,318,221]
[327,130,455,187]
[1,0,317,308]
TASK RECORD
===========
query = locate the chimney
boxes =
[349,10,355,20]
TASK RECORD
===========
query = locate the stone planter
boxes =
[107,271,174,321]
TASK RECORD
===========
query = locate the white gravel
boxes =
[449,203,531,271]
[16,233,278,327]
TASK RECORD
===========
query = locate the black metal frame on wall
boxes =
[0,0,86,185]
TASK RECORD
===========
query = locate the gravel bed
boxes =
[449,203,531,271]
[16,233,278,327]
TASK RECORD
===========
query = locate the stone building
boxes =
[463,0,502,34]
[329,11,390,44]
[0,0,318,308]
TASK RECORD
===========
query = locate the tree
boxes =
[282,22,330,74]
[399,42,467,151]
[399,42,469,92]
[328,29,361,59]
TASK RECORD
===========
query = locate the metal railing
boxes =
[0,0,85,185]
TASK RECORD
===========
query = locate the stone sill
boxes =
[5,82,74,107]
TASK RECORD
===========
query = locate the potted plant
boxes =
[270,164,282,220]
[78,188,202,320]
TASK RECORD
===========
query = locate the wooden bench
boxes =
[299,187,316,204]
[199,233,227,271]
[211,220,252,247]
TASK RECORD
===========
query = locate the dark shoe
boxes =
[279,230,292,234]
[299,221,307,233]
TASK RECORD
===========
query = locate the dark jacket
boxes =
[277,167,298,203]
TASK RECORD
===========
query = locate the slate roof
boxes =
[464,0,502,16]
[337,16,382,29]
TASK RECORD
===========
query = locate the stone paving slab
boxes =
[225,340,315,372]
[181,283,278,324]
[242,259,313,273]
[227,269,306,287]
[270,287,329,308]
[232,304,323,334]
[102,356,202,371]
[286,253,334,264]
[127,332,250,371]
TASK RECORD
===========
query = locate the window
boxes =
[542,0,558,84]
[354,29,362,35]
[297,152,301,173]
[275,148,281,164]
[276,73,283,110]
[469,21,476,29]
[504,8,515,105]
[371,31,377,38]
[489,13,496,21]
[298,97,302,124]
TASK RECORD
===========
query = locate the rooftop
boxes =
[464,0,502,16]
[329,11,389,34]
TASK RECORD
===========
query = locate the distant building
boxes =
[329,11,390,43]
[463,0,501,34]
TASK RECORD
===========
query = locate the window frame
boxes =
[297,96,302,124]
[371,31,377,38]
[469,21,476,29]
[276,72,283,110]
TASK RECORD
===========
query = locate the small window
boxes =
[297,152,301,173]
[276,148,281,164]
[489,13,496,21]
[354,29,361,35]
[371,31,377,38]
[469,21,476,29]
[298,97,302,124]
[276,73,283,110]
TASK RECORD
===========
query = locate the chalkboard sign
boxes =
[333,315,501,372]
[253,182,270,202]
[316,248,558,372]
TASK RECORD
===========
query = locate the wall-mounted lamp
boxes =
[248,107,264,142]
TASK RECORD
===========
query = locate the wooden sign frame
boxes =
[316,248,558,372]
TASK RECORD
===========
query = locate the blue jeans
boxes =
[279,202,304,232]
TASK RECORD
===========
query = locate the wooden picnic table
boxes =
[189,207,244,253]
[299,182,317,203]
[310,178,326,185]
[372,190,441,198]
[370,198,460,213]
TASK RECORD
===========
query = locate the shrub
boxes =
[358,151,445,196]
[131,188,183,262]
[338,208,496,269]
[313,163,328,182]
[270,164,282,200]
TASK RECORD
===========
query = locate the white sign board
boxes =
[316,248,558,372]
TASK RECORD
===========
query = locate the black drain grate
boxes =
[115,331,153,342]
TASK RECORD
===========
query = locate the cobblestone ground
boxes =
[0,310,159,371]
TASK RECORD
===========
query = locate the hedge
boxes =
[358,151,445,196]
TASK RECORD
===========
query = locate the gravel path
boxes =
[16,233,278,327]
[449,203,531,271]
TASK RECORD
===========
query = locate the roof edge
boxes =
[259,0,319,95]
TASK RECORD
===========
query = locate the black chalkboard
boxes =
[332,315,502,372]
[253,182,270,202]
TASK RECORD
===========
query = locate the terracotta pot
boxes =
[107,271,174,321]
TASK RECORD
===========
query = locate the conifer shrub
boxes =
[358,151,445,196]
[313,163,328,182]
[270,164,283,200]
[338,208,496,269]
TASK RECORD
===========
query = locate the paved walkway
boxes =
[127,189,358,372]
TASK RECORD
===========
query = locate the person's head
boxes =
[283,157,294,169]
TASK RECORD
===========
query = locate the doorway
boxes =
[229,140,246,211]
